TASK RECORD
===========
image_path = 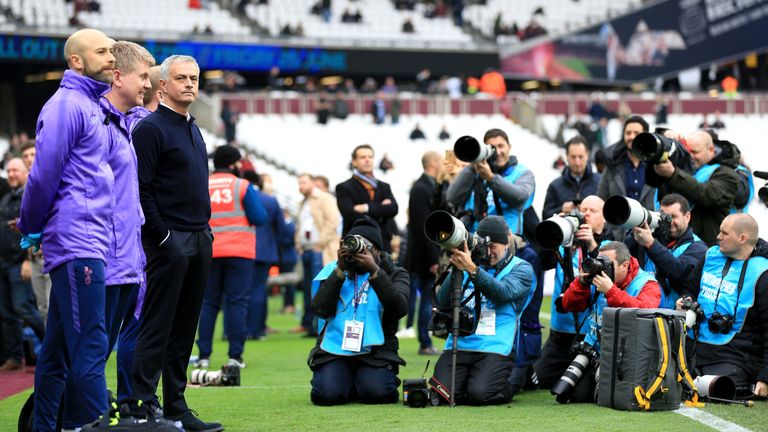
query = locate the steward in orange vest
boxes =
[196,145,266,368]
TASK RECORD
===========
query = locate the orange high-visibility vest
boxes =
[209,172,256,259]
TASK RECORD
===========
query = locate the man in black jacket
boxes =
[131,55,221,432]
[650,131,739,246]
[308,216,410,405]
[404,151,441,355]
[597,116,656,240]
[623,193,706,309]
[542,135,601,220]
[336,144,399,253]
[678,214,768,398]
[0,158,44,371]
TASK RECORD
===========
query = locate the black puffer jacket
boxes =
[664,140,740,246]
[309,252,410,370]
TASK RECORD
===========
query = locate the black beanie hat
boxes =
[476,216,509,245]
[347,216,384,251]
[213,145,241,169]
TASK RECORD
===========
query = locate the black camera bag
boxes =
[598,308,701,411]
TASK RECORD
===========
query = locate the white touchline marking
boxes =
[675,405,753,432]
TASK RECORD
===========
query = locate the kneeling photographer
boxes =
[677,214,768,400]
[308,216,410,406]
[429,216,535,406]
[554,242,661,403]
[615,193,707,309]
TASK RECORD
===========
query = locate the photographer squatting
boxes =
[556,241,661,402]
[429,216,535,406]
[307,216,410,406]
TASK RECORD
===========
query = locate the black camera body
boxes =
[582,255,615,284]
[551,340,600,403]
[429,305,478,339]
[469,234,492,267]
[341,234,374,272]
[681,297,705,329]
[402,378,430,408]
[707,311,734,334]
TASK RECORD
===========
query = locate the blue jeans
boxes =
[197,257,254,359]
[34,259,108,432]
[409,273,434,349]
[246,261,272,338]
[301,250,323,332]
[0,261,45,362]
[311,357,399,405]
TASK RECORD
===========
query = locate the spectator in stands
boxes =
[294,174,341,337]
[390,96,402,125]
[341,8,355,23]
[344,78,357,94]
[316,96,331,125]
[624,193,706,309]
[267,66,282,89]
[678,214,768,398]
[711,110,725,129]
[353,9,362,23]
[360,77,377,94]
[332,91,349,119]
[378,153,394,173]
[447,128,535,236]
[405,151,442,355]
[20,28,115,431]
[203,25,214,35]
[221,100,238,143]
[542,135,601,220]
[402,17,416,33]
[395,0,416,11]
[409,123,426,140]
[295,22,305,37]
[439,125,451,141]
[246,171,288,340]
[336,144,399,253]
[18,142,50,325]
[416,67,432,94]
[697,115,710,129]
[0,158,45,372]
[430,216,534,406]
[559,241,660,402]
[479,68,506,99]
[309,216,410,406]
[648,130,739,246]
[597,115,656,239]
[370,92,387,125]
[132,55,221,431]
[521,17,547,40]
[654,96,668,125]
[381,76,398,95]
[446,75,463,98]
[197,147,266,371]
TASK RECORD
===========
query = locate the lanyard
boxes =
[352,274,365,321]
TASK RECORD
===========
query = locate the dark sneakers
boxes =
[166,410,224,432]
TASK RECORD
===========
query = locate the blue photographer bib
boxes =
[691,247,768,345]
[643,233,701,309]
[693,163,752,213]
[444,256,533,356]
[584,269,656,351]
[464,164,533,235]
[312,262,385,356]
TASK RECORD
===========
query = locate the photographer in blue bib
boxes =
[553,241,661,403]
[308,216,410,406]
[619,193,707,309]
[428,215,535,406]
[677,214,768,399]
[534,195,613,390]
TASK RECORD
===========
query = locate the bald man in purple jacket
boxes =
[18,28,116,432]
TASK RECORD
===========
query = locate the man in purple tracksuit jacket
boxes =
[59,41,156,428]
[17,28,116,432]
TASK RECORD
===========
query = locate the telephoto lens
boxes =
[551,354,592,404]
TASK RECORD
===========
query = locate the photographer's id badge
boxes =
[476,309,496,336]
[342,320,364,352]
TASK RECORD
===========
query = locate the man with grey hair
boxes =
[131,55,221,432]
[678,213,768,399]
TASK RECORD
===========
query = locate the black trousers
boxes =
[534,330,581,390]
[431,351,514,406]
[132,230,212,416]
